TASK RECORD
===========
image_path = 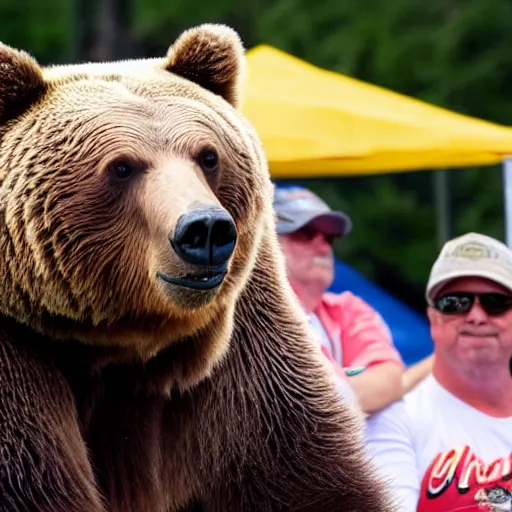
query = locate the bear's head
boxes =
[0,24,273,381]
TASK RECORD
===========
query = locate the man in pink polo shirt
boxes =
[273,185,405,414]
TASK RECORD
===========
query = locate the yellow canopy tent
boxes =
[241,44,512,177]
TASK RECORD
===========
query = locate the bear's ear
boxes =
[165,24,245,108]
[0,43,46,125]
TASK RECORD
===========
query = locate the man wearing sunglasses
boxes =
[273,184,405,415]
[365,232,512,512]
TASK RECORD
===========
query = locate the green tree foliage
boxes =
[0,0,73,62]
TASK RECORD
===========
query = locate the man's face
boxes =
[278,223,335,297]
[428,276,512,369]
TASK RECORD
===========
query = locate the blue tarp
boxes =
[329,259,433,367]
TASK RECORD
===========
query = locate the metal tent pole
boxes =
[433,169,451,248]
[503,158,512,246]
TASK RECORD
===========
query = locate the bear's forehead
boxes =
[25,97,231,166]
[30,63,236,143]
[42,58,221,114]
[43,57,168,82]
[6,55,257,164]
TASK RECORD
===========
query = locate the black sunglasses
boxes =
[292,226,336,245]
[434,292,512,316]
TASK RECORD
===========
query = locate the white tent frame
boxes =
[504,159,512,246]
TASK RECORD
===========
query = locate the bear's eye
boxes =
[198,148,219,173]
[108,160,135,180]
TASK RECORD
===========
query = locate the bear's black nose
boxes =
[171,208,237,267]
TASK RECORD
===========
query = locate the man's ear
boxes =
[426,305,436,323]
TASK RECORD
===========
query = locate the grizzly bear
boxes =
[0,24,394,512]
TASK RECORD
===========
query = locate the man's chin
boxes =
[311,269,334,289]
[455,336,500,362]
[305,275,334,298]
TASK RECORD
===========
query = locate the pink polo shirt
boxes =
[313,291,404,374]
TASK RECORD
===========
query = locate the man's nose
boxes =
[465,301,489,324]
[312,233,332,253]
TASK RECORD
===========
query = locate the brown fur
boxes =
[0,24,395,511]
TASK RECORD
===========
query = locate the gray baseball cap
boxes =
[273,185,352,237]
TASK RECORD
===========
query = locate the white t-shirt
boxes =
[365,375,512,512]
[308,312,343,364]
[307,312,356,404]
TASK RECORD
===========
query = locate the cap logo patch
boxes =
[451,242,496,259]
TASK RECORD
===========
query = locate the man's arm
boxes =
[402,354,434,394]
[348,362,403,415]
[332,292,405,415]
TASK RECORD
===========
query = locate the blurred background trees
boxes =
[2,0,509,312]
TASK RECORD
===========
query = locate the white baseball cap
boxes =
[426,232,512,305]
